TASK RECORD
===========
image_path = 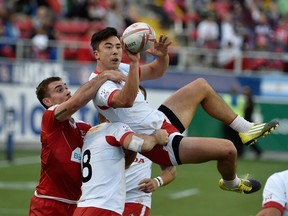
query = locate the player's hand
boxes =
[153,129,169,145]
[146,35,172,57]
[101,70,127,83]
[138,178,159,193]
[120,36,141,63]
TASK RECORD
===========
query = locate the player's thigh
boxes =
[178,137,237,164]
[163,78,208,128]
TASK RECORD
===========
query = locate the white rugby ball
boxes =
[122,22,156,53]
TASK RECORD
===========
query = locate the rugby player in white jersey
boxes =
[256,170,288,216]
[73,115,168,216]
[88,27,279,194]
[123,86,176,216]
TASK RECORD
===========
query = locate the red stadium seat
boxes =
[54,19,90,36]
[55,35,81,60]
[14,17,33,38]
[89,21,105,33]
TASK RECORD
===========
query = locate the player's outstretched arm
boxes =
[138,165,176,193]
[140,35,171,81]
[123,129,169,153]
[55,70,126,121]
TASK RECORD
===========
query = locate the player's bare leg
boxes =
[178,136,237,180]
[178,136,261,194]
[163,78,279,145]
[162,78,237,129]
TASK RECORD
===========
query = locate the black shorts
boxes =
[158,104,185,165]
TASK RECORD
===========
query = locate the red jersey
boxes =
[35,105,91,202]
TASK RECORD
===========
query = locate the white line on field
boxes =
[169,188,199,199]
[0,156,40,168]
[0,181,37,190]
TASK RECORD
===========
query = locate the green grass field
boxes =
[0,150,287,216]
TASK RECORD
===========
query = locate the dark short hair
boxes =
[90,27,119,51]
[36,76,61,108]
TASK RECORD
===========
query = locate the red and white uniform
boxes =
[29,105,91,216]
[89,63,182,166]
[123,154,152,216]
[74,122,133,216]
[261,170,288,216]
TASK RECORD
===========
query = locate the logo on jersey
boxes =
[100,88,110,100]
[134,157,145,164]
[122,124,132,132]
[71,147,81,163]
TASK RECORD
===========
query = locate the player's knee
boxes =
[222,139,237,159]
[193,78,210,92]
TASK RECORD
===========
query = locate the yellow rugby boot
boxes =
[239,121,279,145]
[219,176,261,194]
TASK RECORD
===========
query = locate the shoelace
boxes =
[238,174,252,194]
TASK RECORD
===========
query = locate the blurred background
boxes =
[0,0,287,215]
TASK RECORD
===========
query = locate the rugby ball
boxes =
[122,22,156,53]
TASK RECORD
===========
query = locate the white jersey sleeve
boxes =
[262,170,288,216]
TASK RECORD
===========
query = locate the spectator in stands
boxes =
[31,26,56,60]
[87,0,107,22]
[231,1,255,50]
[219,11,243,50]
[66,0,89,19]
[105,0,125,34]
[217,41,242,70]
[265,1,281,29]
[273,17,288,52]
[0,8,20,58]
[31,6,53,34]
[243,86,262,159]
[123,4,139,28]
[253,12,274,51]
[196,11,219,48]
[196,11,220,66]
[29,6,56,60]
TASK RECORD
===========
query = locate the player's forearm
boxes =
[72,73,108,108]
[55,74,108,121]
[159,165,176,186]
[115,61,140,107]
[154,54,169,73]
[141,135,158,152]
[146,54,169,79]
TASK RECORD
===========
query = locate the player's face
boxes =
[45,81,71,106]
[95,36,122,70]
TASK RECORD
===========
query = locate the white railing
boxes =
[1,37,287,74]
